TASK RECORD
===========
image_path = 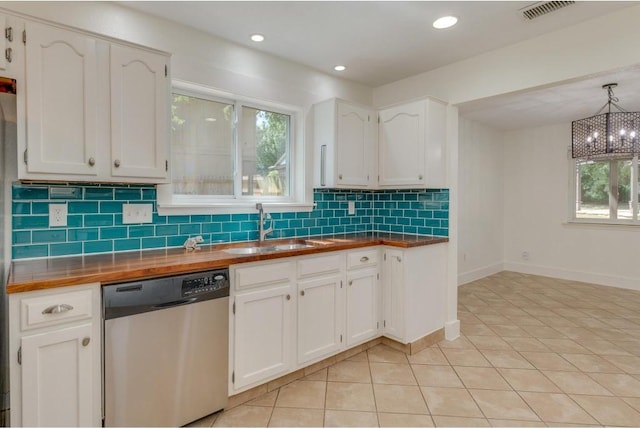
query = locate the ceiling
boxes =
[122,1,640,130]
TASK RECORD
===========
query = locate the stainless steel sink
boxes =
[274,243,314,251]
[224,246,276,255]
[223,242,313,255]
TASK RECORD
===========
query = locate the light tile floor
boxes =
[187,271,640,427]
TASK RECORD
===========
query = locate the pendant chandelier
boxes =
[571,83,640,159]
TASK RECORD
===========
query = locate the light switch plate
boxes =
[348,201,355,215]
[122,203,153,224]
[49,204,67,227]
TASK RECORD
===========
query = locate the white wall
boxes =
[458,118,504,285]
[373,4,640,108]
[503,123,640,291]
[0,2,372,108]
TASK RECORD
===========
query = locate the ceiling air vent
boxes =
[521,1,575,20]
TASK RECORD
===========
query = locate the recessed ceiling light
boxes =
[250,34,265,42]
[433,16,458,29]
[334,65,347,72]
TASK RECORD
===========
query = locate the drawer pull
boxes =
[349,280,353,286]
[360,256,369,262]
[41,304,74,315]
[82,337,91,347]
[300,290,305,297]
[286,294,291,301]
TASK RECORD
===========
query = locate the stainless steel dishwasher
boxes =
[103,269,229,427]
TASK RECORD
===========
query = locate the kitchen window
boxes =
[570,155,639,224]
[157,81,311,214]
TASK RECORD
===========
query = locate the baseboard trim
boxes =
[381,329,444,355]
[445,320,460,340]
[458,262,504,286]
[504,261,640,291]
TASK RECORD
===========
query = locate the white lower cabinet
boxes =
[297,273,344,364]
[345,249,380,346]
[21,324,95,427]
[9,283,101,427]
[230,244,446,394]
[382,244,447,343]
[231,261,295,390]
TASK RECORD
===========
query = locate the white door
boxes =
[25,22,98,176]
[21,323,95,427]
[297,274,343,364]
[346,268,378,346]
[234,283,293,389]
[110,44,168,179]
[378,101,425,187]
[336,102,373,187]
[382,249,405,342]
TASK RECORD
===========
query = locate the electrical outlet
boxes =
[348,201,355,215]
[122,204,153,224]
[49,204,67,227]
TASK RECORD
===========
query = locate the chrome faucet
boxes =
[256,203,273,241]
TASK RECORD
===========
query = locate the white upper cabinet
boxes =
[314,99,376,188]
[314,97,446,190]
[110,44,168,179]
[378,100,426,187]
[378,98,447,189]
[20,20,170,183]
[24,21,99,177]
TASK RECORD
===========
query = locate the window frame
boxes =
[568,149,640,226]
[158,80,312,214]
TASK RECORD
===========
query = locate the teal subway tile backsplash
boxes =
[11,183,449,259]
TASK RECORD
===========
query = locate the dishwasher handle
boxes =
[152,298,197,309]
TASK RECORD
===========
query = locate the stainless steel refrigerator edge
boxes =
[0,89,17,426]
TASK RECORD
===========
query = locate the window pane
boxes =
[616,160,633,220]
[171,94,234,195]
[241,107,290,197]
[576,160,610,220]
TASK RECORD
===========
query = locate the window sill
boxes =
[563,220,640,231]
[157,202,315,216]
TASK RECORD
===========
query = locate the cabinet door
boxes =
[378,101,425,187]
[24,22,98,176]
[21,323,95,427]
[297,274,343,364]
[110,44,168,179]
[336,102,374,187]
[234,283,294,389]
[346,268,378,346]
[382,249,405,341]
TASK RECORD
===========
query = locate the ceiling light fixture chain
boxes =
[571,82,640,160]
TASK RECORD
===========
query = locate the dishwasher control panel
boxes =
[181,270,229,297]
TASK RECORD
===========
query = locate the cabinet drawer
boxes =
[298,254,344,279]
[347,249,378,270]
[235,261,294,290]
[20,289,93,331]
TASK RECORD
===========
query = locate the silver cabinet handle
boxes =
[320,145,327,186]
[286,294,291,301]
[114,159,121,168]
[349,280,353,286]
[5,47,11,63]
[82,337,90,347]
[360,256,369,262]
[42,304,74,315]
[396,256,402,262]
[338,174,343,180]
[88,157,95,166]
[418,175,423,180]
[5,27,13,42]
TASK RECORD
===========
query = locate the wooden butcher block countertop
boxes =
[7,233,448,294]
